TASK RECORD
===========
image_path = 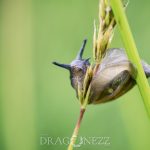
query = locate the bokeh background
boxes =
[0,0,150,150]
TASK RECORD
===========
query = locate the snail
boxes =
[53,39,150,104]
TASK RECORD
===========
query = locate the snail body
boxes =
[53,39,150,104]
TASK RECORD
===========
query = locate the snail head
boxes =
[52,39,90,75]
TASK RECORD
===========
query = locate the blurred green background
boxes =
[0,0,150,150]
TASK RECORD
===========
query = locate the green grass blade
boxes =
[110,0,150,116]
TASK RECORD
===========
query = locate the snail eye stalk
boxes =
[76,39,87,60]
[52,61,71,70]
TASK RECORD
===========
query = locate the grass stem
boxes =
[68,108,86,150]
[110,0,150,116]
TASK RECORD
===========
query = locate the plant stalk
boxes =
[110,0,150,116]
[68,108,86,150]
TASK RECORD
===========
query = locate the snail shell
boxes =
[89,48,136,104]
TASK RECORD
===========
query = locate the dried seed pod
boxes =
[53,39,150,104]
